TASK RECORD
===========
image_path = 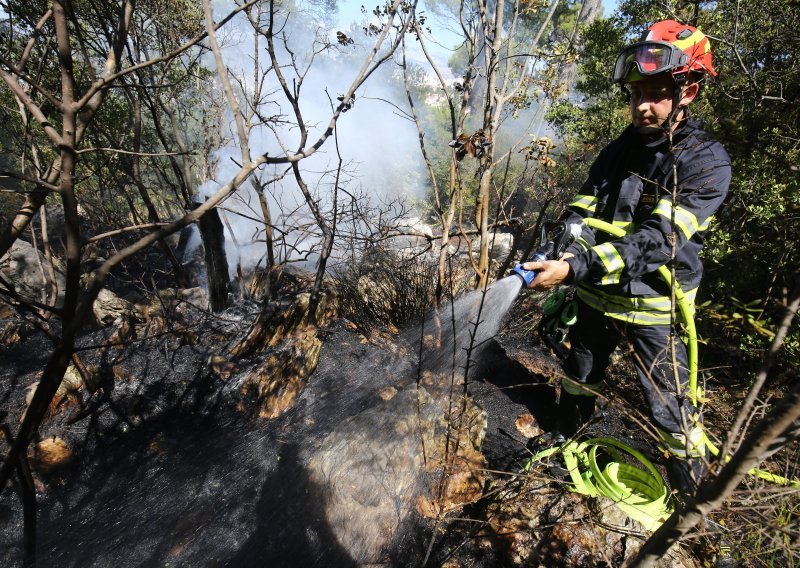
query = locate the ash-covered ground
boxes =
[0,281,682,568]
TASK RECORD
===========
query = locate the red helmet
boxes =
[612,20,717,84]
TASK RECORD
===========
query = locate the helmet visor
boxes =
[612,41,688,83]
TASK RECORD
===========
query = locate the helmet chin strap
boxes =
[665,75,688,133]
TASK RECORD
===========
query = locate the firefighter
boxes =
[523,20,731,495]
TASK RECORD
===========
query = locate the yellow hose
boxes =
[525,438,672,531]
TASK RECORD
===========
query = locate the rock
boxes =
[334,248,439,326]
[484,481,700,568]
[392,216,434,251]
[502,345,563,381]
[34,437,74,472]
[91,287,140,328]
[486,485,598,566]
[173,286,210,312]
[0,239,65,307]
[355,274,398,324]
[107,315,137,346]
[488,232,514,260]
[0,318,35,347]
[136,287,209,321]
[58,364,85,398]
[112,366,135,383]
[418,394,488,516]
[208,355,237,380]
[239,266,285,300]
[141,314,168,337]
[22,363,102,423]
[378,386,397,401]
[236,330,322,419]
[307,386,440,564]
[230,290,337,358]
[515,413,543,439]
[0,299,14,319]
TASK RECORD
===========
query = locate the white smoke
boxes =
[197,1,438,275]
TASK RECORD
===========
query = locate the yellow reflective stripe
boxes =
[562,377,599,398]
[672,30,708,53]
[658,427,705,458]
[592,243,625,285]
[577,287,672,325]
[638,288,699,309]
[654,199,702,239]
[612,220,635,234]
[576,284,698,326]
[570,194,597,212]
[697,215,714,232]
[607,308,672,326]
[673,205,700,239]
[574,237,591,252]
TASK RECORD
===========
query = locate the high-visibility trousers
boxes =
[562,297,696,438]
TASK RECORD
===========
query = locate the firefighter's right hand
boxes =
[521,259,573,290]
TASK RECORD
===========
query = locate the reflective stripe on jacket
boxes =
[563,121,731,325]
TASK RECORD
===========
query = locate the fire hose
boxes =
[518,217,798,531]
[524,436,672,531]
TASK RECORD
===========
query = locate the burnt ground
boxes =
[0,285,577,567]
[0,283,763,568]
[0,304,435,567]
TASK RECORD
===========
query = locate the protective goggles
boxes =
[612,41,688,84]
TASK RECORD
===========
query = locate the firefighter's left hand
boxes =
[521,259,573,290]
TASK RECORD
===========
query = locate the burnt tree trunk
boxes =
[196,201,229,312]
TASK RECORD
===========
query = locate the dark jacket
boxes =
[563,121,731,325]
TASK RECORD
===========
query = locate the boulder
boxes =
[484,482,699,567]
[0,307,35,346]
[355,273,398,323]
[307,386,440,564]
[0,239,65,307]
[488,232,515,260]
[230,290,337,359]
[335,249,438,327]
[515,413,544,439]
[137,287,209,318]
[21,362,98,423]
[392,216,435,251]
[34,437,74,473]
[306,379,489,563]
[417,393,488,516]
[91,287,139,328]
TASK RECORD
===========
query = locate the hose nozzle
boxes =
[511,264,537,287]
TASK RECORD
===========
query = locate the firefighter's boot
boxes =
[556,389,596,438]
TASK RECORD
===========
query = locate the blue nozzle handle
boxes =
[512,252,548,287]
[512,264,536,287]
